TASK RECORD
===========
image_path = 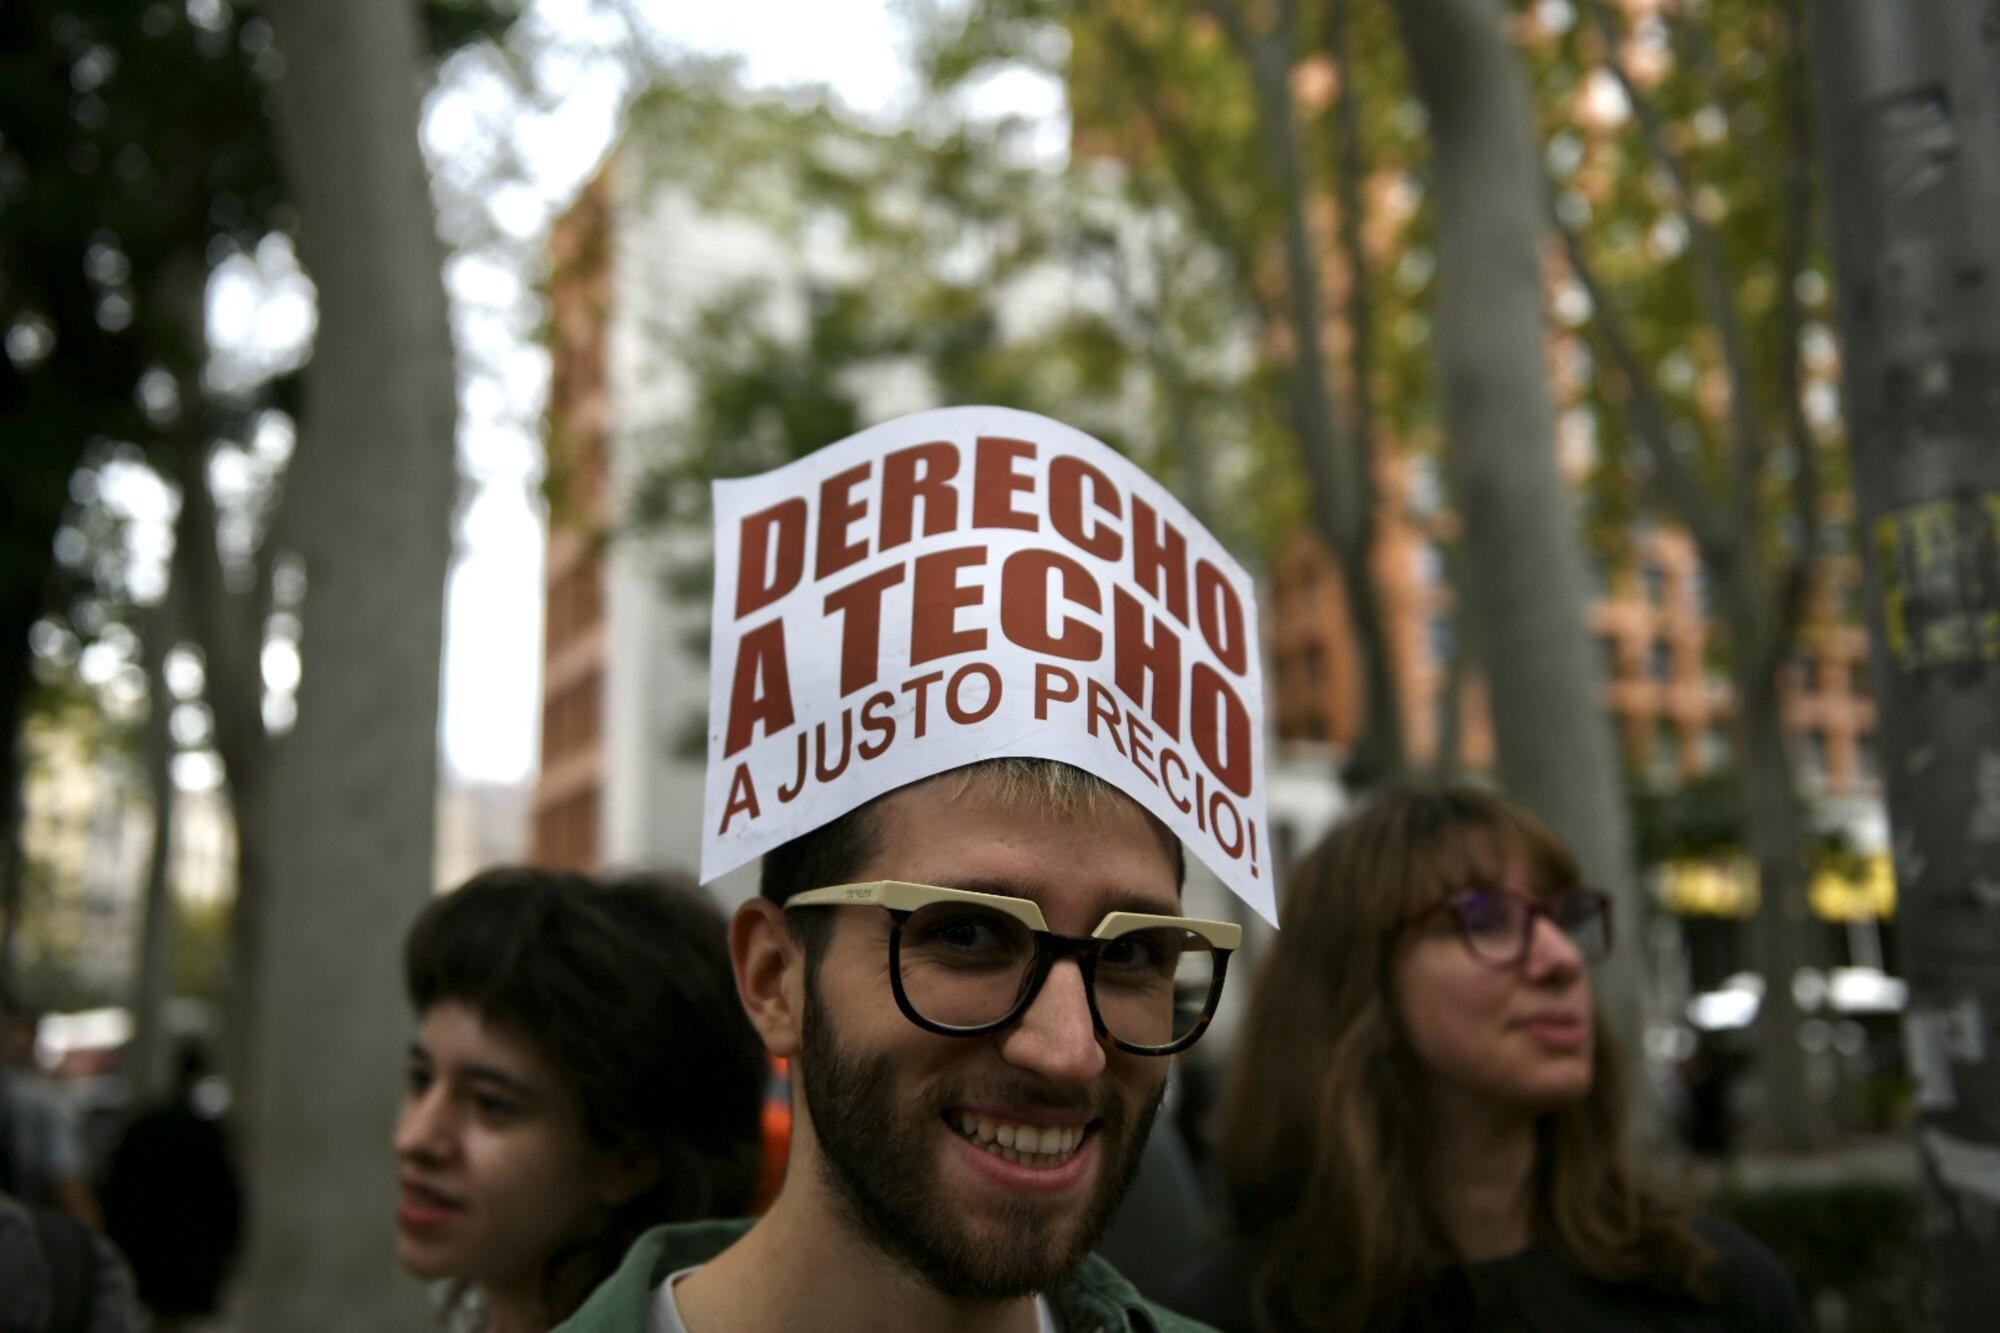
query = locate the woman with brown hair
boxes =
[1170,785,1804,1332]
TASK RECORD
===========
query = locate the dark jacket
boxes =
[555,1217,1222,1333]
[1167,1217,1807,1333]
[0,1191,141,1333]
[101,1095,243,1316]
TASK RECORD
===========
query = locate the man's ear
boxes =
[732,898,806,1060]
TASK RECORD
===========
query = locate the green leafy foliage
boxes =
[615,64,1283,568]
[0,0,517,998]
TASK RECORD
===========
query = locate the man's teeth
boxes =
[953,1111,1085,1165]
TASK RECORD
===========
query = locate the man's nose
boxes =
[998,958,1107,1085]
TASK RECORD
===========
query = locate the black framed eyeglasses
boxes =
[1402,885,1613,969]
[784,880,1243,1056]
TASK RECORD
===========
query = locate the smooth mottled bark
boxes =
[1392,0,1650,1127]
[1811,4,2000,1326]
[235,0,457,1326]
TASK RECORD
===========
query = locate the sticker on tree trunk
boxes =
[700,406,1275,925]
[1872,489,2000,673]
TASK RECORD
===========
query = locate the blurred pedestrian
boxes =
[1677,1041,1737,1163]
[1,992,100,1228]
[0,1186,141,1333]
[101,1040,242,1331]
[395,867,766,1333]
[1171,785,1808,1332]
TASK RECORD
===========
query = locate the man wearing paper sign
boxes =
[556,408,1267,1332]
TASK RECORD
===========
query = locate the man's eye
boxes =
[937,919,997,948]
[405,1065,432,1097]
[908,909,1019,957]
[1100,934,1166,971]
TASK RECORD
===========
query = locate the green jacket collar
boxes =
[553,1218,1219,1333]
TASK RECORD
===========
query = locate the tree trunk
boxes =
[1218,0,1406,780]
[1810,5,2000,1325]
[0,638,26,996]
[126,591,182,1109]
[171,440,271,1090]
[1392,0,1651,1130]
[1723,570,1824,1150]
[236,0,457,1325]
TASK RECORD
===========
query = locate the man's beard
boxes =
[797,968,1164,1302]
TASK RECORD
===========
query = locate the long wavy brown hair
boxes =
[1220,785,1713,1332]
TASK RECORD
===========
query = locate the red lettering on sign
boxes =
[736,498,807,619]
[824,564,906,697]
[814,713,853,783]
[1124,713,1160,788]
[724,619,795,758]
[1159,747,1193,814]
[815,463,871,580]
[1190,663,1253,797]
[1194,559,1247,674]
[718,762,761,835]
[1208,789,1245,858]
[777,730,807,803]
[1000,549,1102,661]
[901,670,945,739]
[1129,497,1188,625]
[972,436,1038,531]
[1113,587,1182,740]
[1034,663,1079,719]
[1049,455,1122,561]
[912,547,989,665]
[880,442,960,550]
[858,691,896,760]
[1085,677,1128,758]
[945,663,1002,725]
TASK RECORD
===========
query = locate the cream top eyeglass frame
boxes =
[783,880,1242,1055]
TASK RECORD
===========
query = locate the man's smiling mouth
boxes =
[946,1110,1089,1168]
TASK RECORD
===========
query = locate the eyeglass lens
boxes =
[896,902,1218,1047]
[1458,891,1608,964]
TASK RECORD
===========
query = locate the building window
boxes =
[1428,614,1456,664]
[1832,576,1859,621]
[1691,562,1713,617]
[1649,719,1680,781]
[1855,731,1880,785]
[1641,561,1668,606]
[1648,639,1674,682]
[1599,635,1622,680]
[1801,728,1830,783]
[1701,722,1732,772]
[1408,455,1443,516]
[1412,541,1445,587]
[1584,554,1610,601]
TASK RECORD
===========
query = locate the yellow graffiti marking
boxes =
[1875,491,2000,671]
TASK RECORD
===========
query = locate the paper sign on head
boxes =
[700,406,1277,927]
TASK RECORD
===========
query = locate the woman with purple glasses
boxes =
[1170,785,1805,1332]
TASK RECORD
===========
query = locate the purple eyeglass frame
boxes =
[1399,885,1613,969]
